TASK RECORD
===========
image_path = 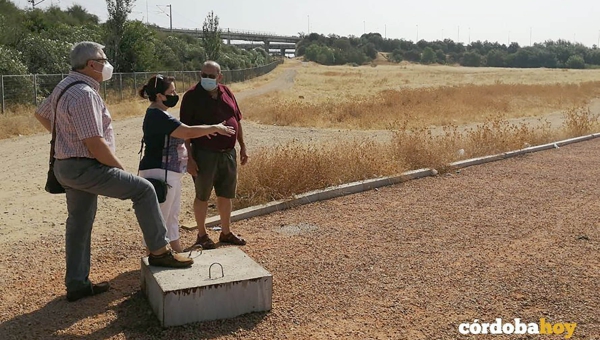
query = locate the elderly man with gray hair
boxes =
[34,41,193,302]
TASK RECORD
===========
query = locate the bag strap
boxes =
[137,134,170,185]
[49,80,87,165]
[163,135,170,183]
[137,138,144,176]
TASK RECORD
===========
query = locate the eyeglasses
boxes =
[89,58,108,65]
[154,74,164,89]
[201,73,218,79]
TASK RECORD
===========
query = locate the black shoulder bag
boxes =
[138,136,170,203]
[45,81,86,194]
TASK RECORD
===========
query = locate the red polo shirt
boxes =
[180,83,242,151]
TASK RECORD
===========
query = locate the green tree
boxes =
[486,49,507,67]
[460,51,482,67]
[435,50,446,64]
[565,55,585,69]
[17,35,71,74]
[0,46,34,104]
[420,47,436,64]
[0,0,26,46]
[66,4,100,25]
[403,49,421,62]
[119,21,158,72]
[202,11,221,61]
[104,0,135,71]
[0,46,28,75]
[391,48,403,62]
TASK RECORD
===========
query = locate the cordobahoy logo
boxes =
[459,318,577,339]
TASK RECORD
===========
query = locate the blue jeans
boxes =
[54,158,169,293]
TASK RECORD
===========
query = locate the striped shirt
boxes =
[36,71,115,159]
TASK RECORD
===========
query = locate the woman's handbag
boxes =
[45,81,86,194]
[146,178,168,203]
[139,136,171,203]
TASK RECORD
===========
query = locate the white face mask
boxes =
[201,77,218,91]
[100,61,114,81]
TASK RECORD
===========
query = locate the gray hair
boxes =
[203,60,221,74]
[70,41,105,70]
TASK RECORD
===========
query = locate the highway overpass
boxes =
[158,27,301,55]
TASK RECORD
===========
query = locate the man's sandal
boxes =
[219,232,247,246]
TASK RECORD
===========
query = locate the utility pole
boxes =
[384,24,386,39]
[457,26,460,43]
[146,1,149,24]
[168,4,172,31]
[28,0,46,9]
[307,15,310,34]
[530,27,532,46]
[158,4,172,31]
[363,21,366,34]
[416,24,419,42]
[468,27,471,44]
[508,31,510,45]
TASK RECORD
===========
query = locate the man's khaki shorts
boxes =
[192,148,237,201]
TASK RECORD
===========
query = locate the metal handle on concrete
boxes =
[187,245,203,259]
[209,262,224,279]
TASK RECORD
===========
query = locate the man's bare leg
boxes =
[217,196,232,234]
[194,198,209,236]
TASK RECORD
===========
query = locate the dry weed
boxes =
[233,106,598,208]
[242,82,600,130]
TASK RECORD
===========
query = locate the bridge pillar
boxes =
[280,48,286,57]
[264,40,270,51]
[227,38,231,45]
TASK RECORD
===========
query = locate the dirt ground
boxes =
[0,66,598,339]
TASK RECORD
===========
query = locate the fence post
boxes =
[134,72,137,96]
[0,75,4,114]
[33,74,38,106]
[119,73,123,101]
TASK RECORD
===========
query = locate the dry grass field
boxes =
[240,63,600,129]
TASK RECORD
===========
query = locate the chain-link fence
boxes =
[0,59,283,114]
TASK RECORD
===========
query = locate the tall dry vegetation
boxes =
[242,82,600,129]
[236,139,403,207]
[234,107,600,209]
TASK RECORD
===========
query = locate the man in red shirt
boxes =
[181,61,248,249]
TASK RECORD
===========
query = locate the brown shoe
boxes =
[148,250,193,268]
[188,233,216,250]
[219,232,247,246]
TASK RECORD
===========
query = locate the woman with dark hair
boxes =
[138,74,234,252]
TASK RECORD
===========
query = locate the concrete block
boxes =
[141,247,272,327]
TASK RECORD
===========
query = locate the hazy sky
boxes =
[10,0,600,47]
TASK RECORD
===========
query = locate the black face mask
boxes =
[163,94,179,107]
